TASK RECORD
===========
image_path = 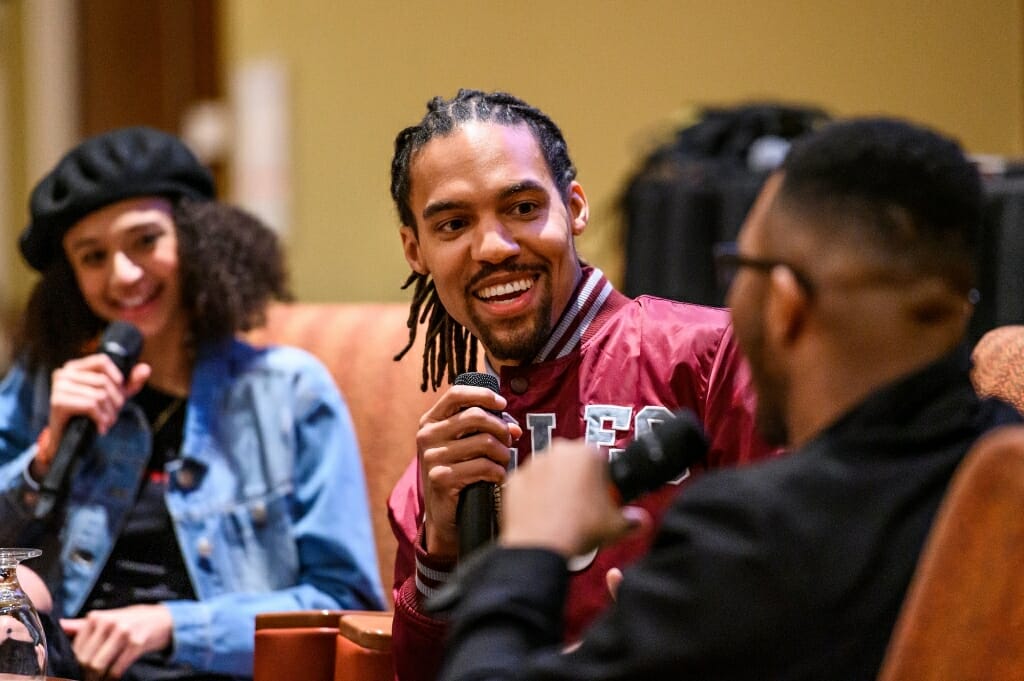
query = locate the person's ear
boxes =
[400,225,429,275]
[567,181,589,236]
[765,265,808,347]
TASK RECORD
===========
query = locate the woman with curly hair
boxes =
[0,127,384,681]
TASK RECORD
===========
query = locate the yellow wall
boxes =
[223,0,1024,303]
[1,2,28,316]
[4,2,1023,310]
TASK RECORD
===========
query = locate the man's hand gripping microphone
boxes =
[453,372,503,559]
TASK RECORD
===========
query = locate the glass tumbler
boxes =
[0,548,47,680]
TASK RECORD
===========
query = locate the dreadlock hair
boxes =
[15,198,291,372]
[390,89,578,391]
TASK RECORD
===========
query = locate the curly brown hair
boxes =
[15,199,291,371]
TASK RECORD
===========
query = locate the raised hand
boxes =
[32,355,150,480]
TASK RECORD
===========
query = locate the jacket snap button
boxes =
[176,468,195,490]
[197,537,213,558]
[509,377,529,394]
[250,502,267,525]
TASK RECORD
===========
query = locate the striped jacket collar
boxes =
[533,266,614,363]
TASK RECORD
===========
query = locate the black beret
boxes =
[20,126,216,271]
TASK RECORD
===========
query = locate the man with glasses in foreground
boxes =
[435,117,1022,681]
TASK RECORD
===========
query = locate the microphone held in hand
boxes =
[34,321,144,519]
[608,409,708,504]
[453,372,502,559]
[427,409,708,613]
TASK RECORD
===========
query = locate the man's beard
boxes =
[753,380,789,448]
[469,284,554,363]
[741,308,790,448]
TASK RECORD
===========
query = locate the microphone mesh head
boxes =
[454,371,499,393]
[610,409,708,502]
[99,321,144,378]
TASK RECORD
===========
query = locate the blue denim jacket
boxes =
[0,340,385,676]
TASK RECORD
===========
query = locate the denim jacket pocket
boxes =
[226,490,299,589]
[174,487,298,597]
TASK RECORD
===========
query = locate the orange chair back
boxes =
[878,424,1024,680]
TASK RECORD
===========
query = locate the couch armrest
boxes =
[254,610,343,681]
[335,611,393,681]
[254,609,394,681]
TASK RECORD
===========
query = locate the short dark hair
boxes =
[15,199,291,371]
[390,89,577,390]
[778,117,982,292]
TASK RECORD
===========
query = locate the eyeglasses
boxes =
[712,242,816,296]
[713,241,981,305]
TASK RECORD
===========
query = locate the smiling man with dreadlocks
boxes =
[386,90,778,681]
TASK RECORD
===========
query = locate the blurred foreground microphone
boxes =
[609,409,707,504]
[428,409,708,612]
[453,372,502,558]
[34,321,143,519]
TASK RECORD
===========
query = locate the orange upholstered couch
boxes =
[249,302,443,681]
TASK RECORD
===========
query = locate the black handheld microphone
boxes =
[453,372,502,559]
[34,321,144,519]
[608,409,707,504]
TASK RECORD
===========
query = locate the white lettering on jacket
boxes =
[514,404,678,461]
[515,404,683,572]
